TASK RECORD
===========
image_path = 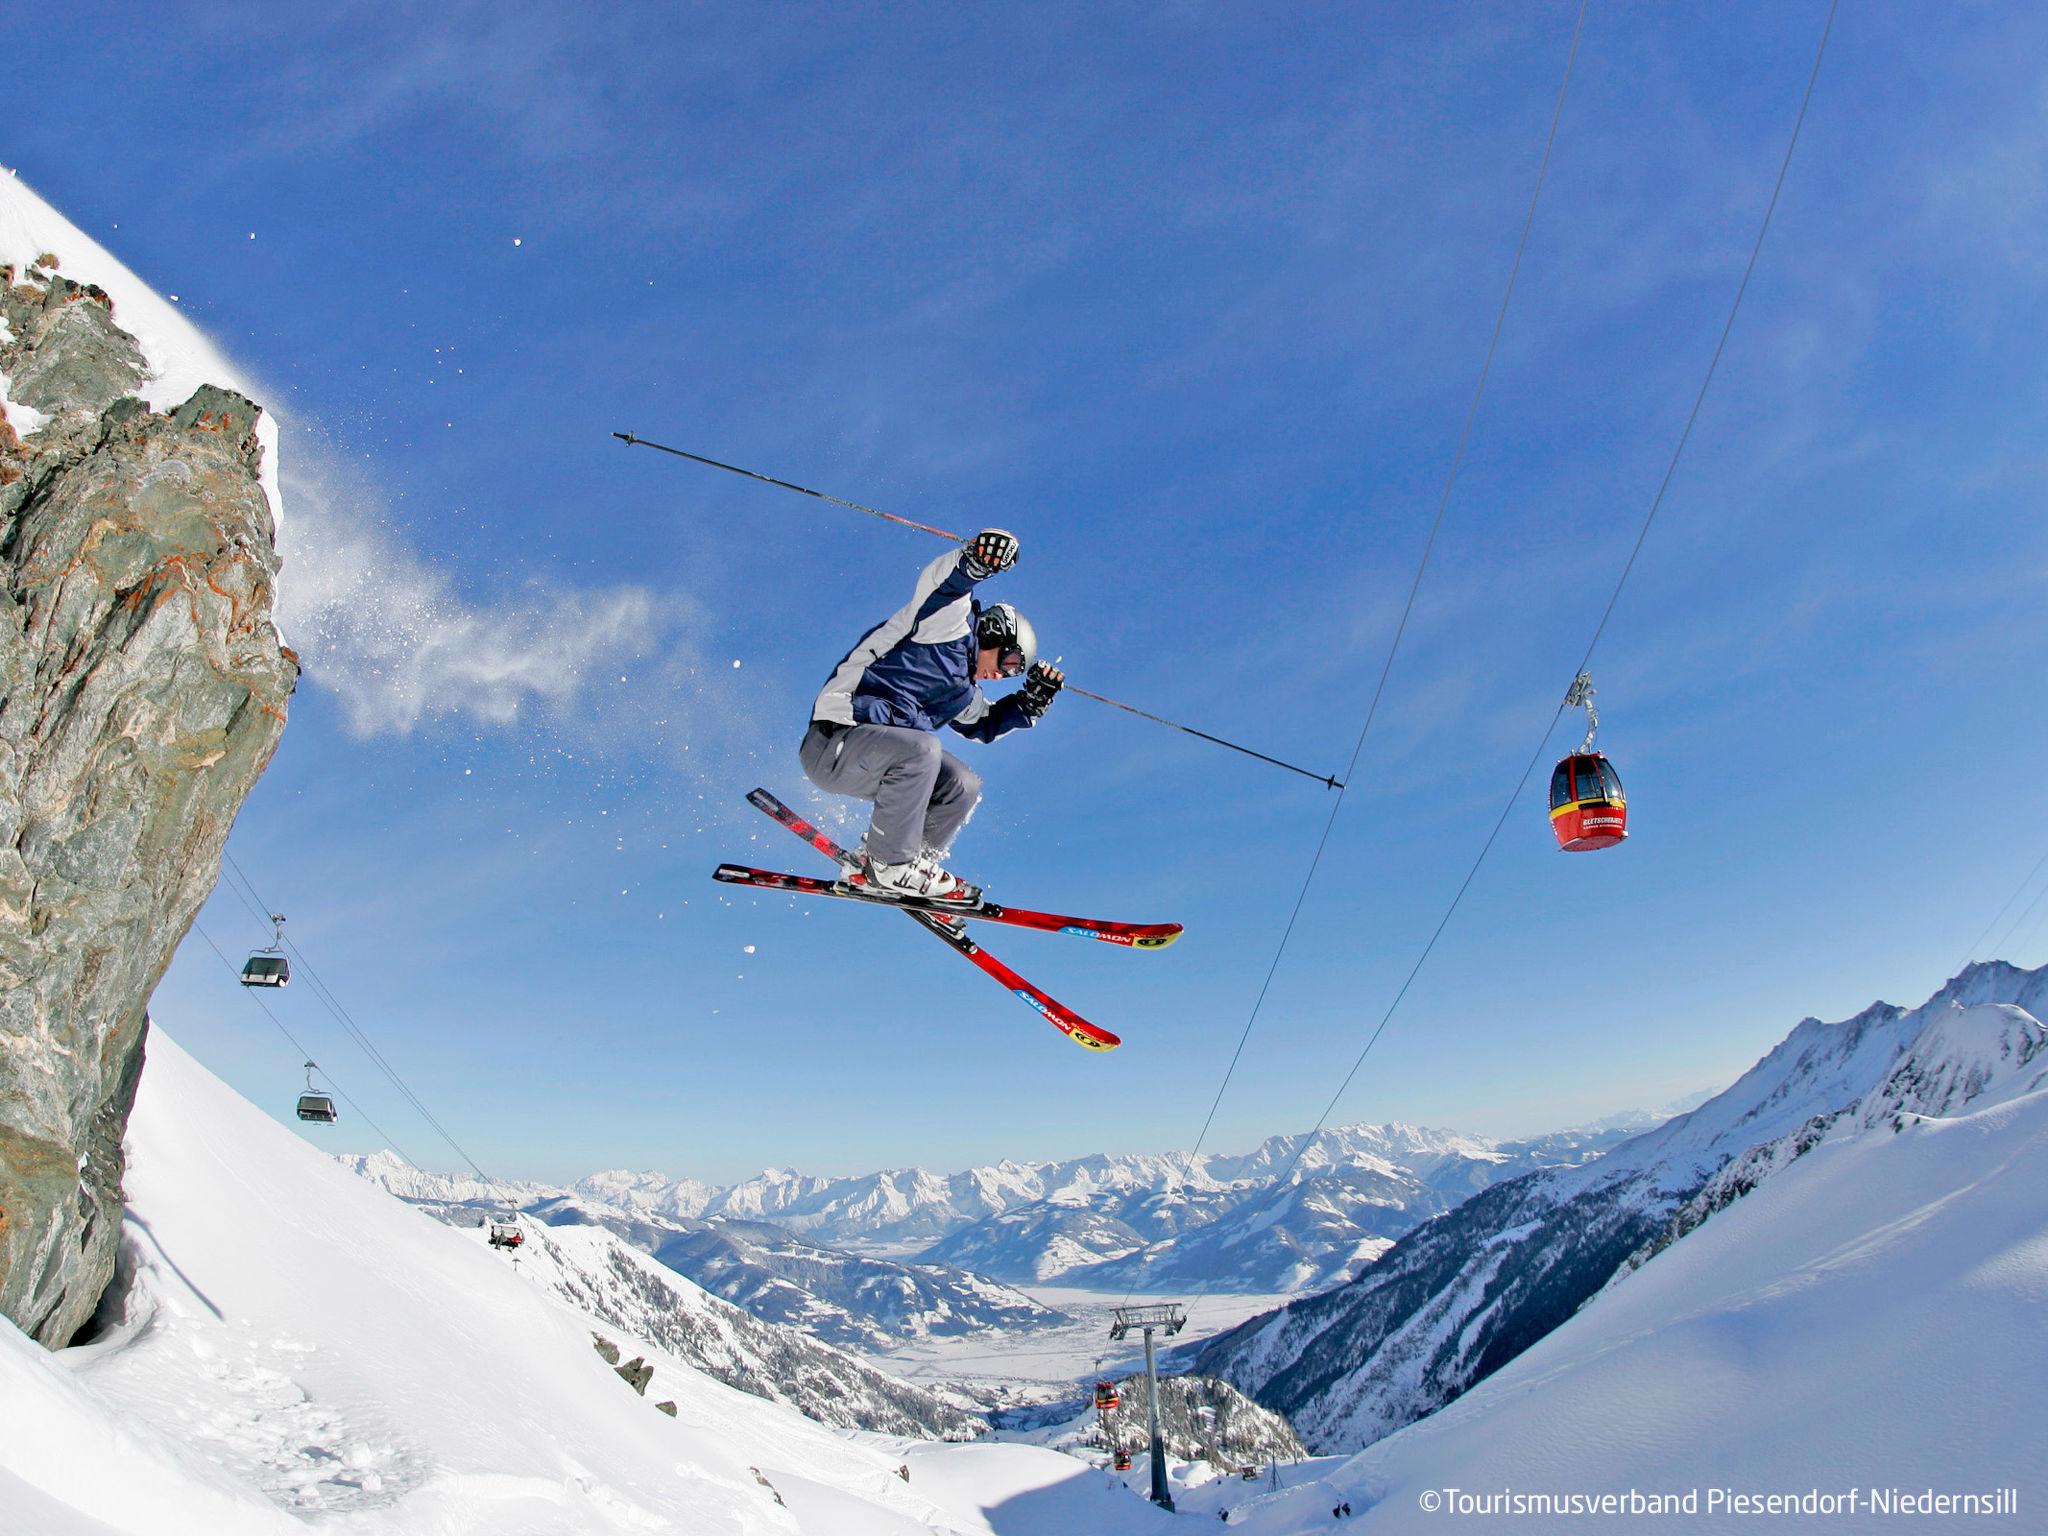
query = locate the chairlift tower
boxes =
[1109,1303,1186,1511]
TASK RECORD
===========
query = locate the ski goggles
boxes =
[996,647,1028,678]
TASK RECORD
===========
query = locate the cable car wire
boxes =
[190,920,420,1166]
[218,851,496,1184]
[1986,876,2048,973]
[2013,889,2048,968]
[1137,0,1839,1328]
[1185,0,1592,1168]
[1955,838,2048,975]
[1106,0,1592,1324]
[1269,0,1851,1187]
[1571,0,1838,677]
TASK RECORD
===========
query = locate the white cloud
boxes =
[274,440,668,737]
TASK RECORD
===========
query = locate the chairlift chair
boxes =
[240,912,291,987]
[295,1061,337,1123]
[489,1217,525,1249]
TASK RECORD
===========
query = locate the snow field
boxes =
[0,1028,1216,1534]
[1281,1065,2048,1533]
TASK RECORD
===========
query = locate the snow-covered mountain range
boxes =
[1194,960,2048,1454]
[527,1198,1065,1351]
[341,1161,1069,1352]
[484,1217,984,1438]
[345,1117,1659,1309]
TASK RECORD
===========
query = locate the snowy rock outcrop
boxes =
[1195,961,2048,1453]
[0,246,293,1347]
[519,1221,988,1439]
[1615,998,2048,1281]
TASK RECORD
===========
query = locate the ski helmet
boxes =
[976,603,1037,677]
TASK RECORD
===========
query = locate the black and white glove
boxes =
[962,528,1020,580]
[1020,661,1064,719]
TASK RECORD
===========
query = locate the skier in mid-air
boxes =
[801,529,1063,901]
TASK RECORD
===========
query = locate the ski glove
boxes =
[962,528,1020,580]
[1020,661,1064,719]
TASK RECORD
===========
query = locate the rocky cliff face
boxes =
[0,254,295,1346]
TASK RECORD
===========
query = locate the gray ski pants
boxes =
[799,721,982,866]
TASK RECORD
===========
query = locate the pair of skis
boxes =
[721,789,1182,1051]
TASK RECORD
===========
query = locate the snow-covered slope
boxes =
[1198,961,2048,1451]
[1227,1009,2048,1533]
[0,1027,1179,1534]
[481,1217,986,1438]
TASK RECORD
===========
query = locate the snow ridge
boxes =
[1196,961,2048,1453]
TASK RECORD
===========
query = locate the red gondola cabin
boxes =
[1113,1450,1133,1472]
[1549,752,1628,852]
[1094,1381,1121,1411]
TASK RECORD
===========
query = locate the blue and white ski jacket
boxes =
[812,547,1035,742]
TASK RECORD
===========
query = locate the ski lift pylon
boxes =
[240,912,290,987]
[295,1060,337,1123]
[1550,673,1628,851]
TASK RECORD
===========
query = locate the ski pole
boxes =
[613,433,963,541]
[613,431,1344,789]
[1061,684,1341,789]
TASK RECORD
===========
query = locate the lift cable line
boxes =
[190,920,421,1166]
[1570,0,1839,678]
[1956,837,2048,976]
[613,432,1342,789]
[1109,0,1589,1325]
[1181,0,1590,1170]
[1145,0,1838,1328]
[1287,0,1841,1233]
[219,852,496,1185]
[2015,893,2048,967]
[1987,877,2048,973]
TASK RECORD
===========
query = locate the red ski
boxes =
[711,863,1182,949]
[739,789,1124,1052]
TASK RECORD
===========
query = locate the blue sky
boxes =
[15,2,2048,1185]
